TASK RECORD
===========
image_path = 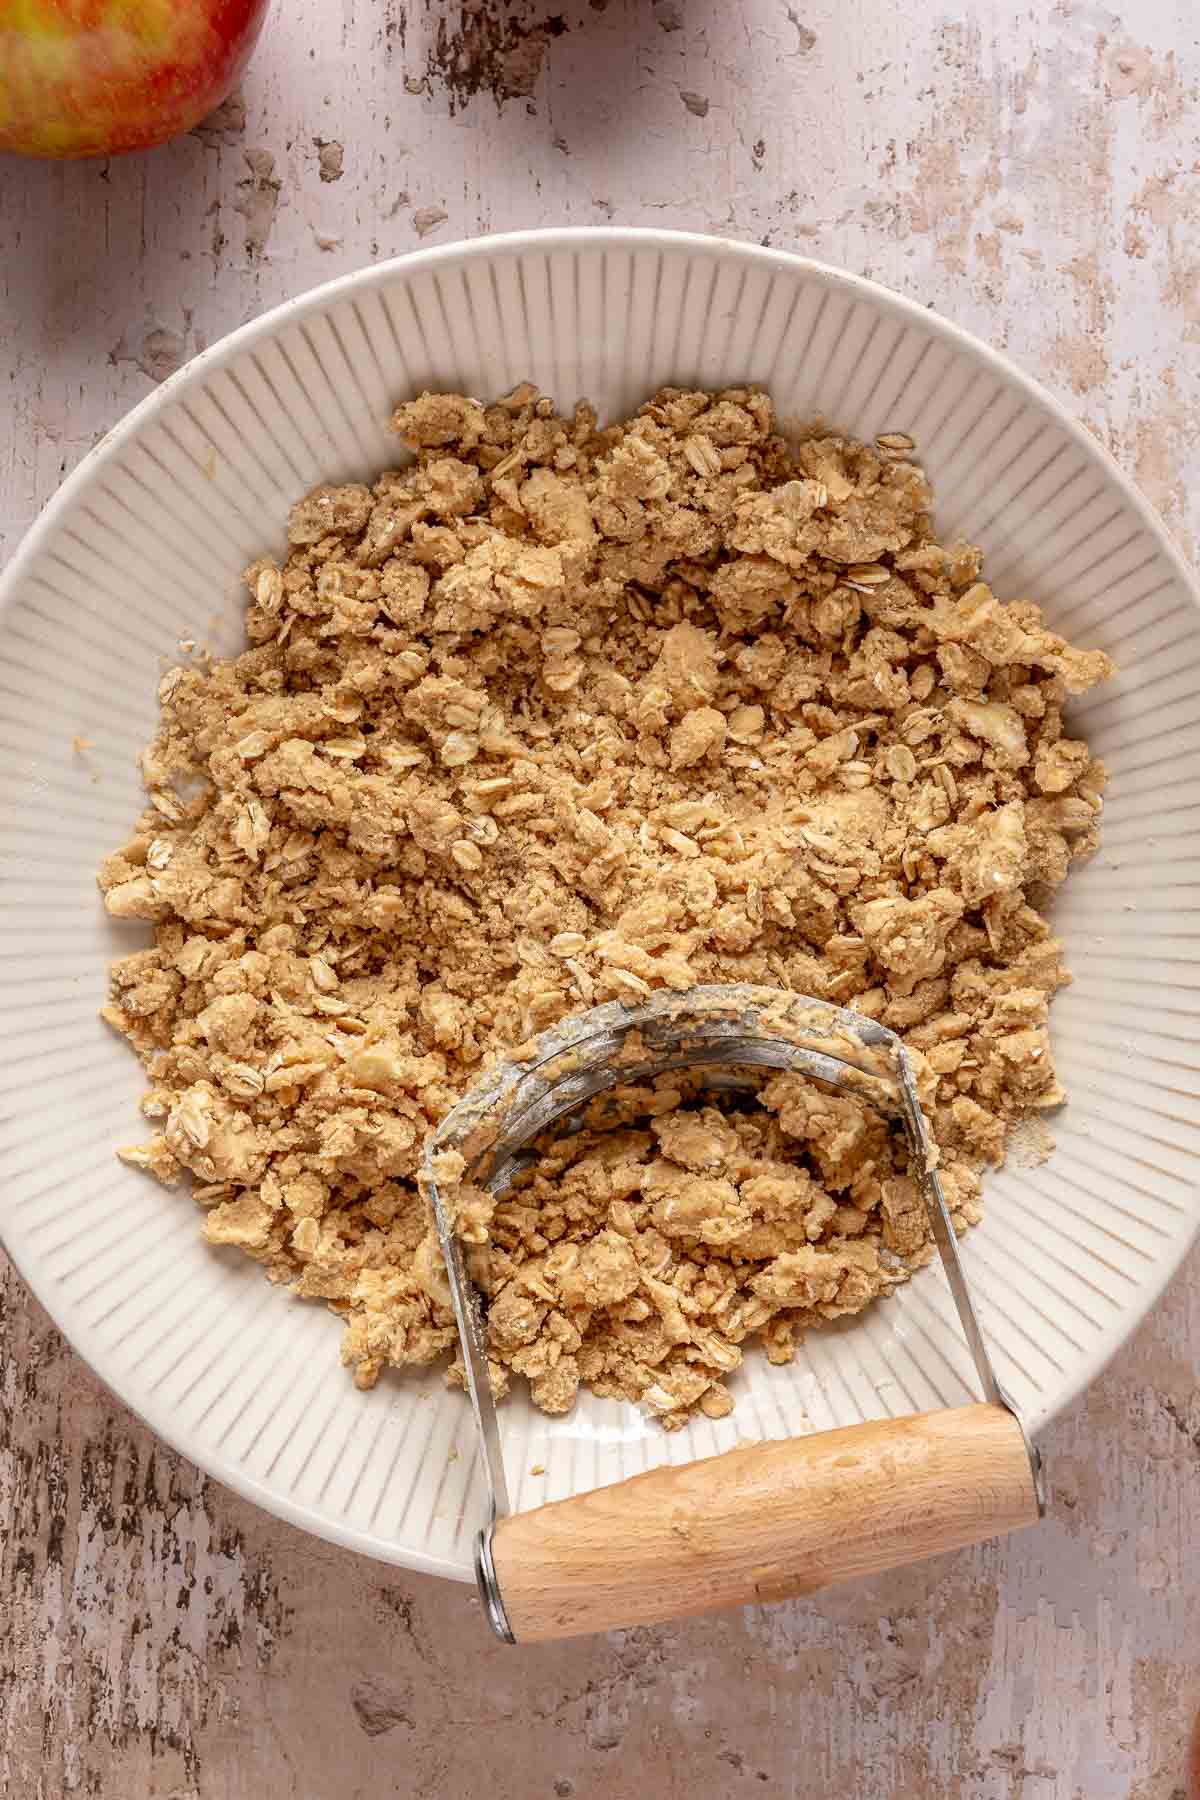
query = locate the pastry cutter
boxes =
[422,984,1044,1643]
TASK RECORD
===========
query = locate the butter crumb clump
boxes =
[99,384,1112,1421]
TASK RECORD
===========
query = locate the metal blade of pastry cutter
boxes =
[424,985,1044,1641]
[433,1212,514,1638]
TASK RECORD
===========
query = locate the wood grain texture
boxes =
[495,1406,1041,1640]
[2,0,1200,1793]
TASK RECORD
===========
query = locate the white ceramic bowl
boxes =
[2,229,1197,1580]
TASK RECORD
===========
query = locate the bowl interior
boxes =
[1,231,1196,1578]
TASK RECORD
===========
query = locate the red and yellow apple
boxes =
[0,0,270,159]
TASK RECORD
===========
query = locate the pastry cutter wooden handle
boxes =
[422,985,1044,1643]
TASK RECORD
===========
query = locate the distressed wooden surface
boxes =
[2,1,1200,1794]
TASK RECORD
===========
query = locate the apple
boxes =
[0,0,270,159]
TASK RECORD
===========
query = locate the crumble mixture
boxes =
[99,384,1112,1427]
[449,1067,929,1428]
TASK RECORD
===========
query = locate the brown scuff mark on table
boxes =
[350,1672,416,1737]
[1054,250,1114,397]
[413,204,450,238]
[315,138,346,183]
[899,15,1121,327]
[424,2,569,113]
[1130,1655,1190,1798]
[784,10,818,55]
[108,322,189,385]
[235,150,283,259]
[897,18,1004,281]
[1104,33,1195,135]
